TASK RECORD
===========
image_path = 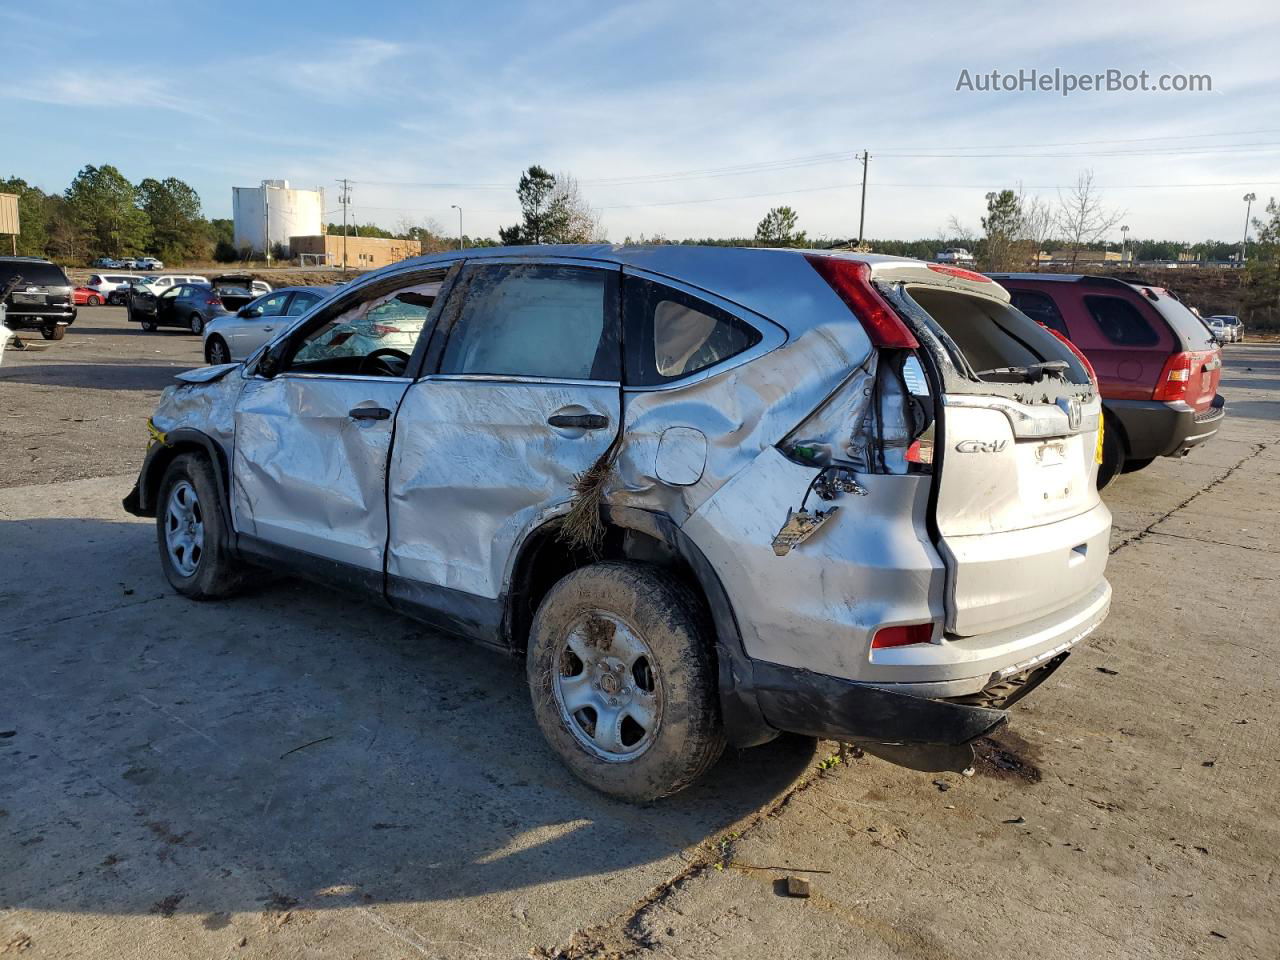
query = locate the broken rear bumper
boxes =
[749,660,1007,747]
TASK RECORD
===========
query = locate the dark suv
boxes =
[0,257,77,340]
[991,274,1224,487]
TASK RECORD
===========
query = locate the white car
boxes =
[137,257,164,270]
[87,272,145,304]
[936,247,976,265]
[130,274,209,297]
[202,285,336,364]
[1207,315,1243,343]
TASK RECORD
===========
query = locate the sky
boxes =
[3,0,1279,244]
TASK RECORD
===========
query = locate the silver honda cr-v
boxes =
[125,245,1112,801]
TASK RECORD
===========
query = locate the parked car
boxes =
[207,274,273,313]
[0,256,77,340]
[91,257,123,268]
[137,257,164,270]
[1208,315,1243,343]
[73,285,106,306]
[127,274,209,304]
[991,274,1224,488]
[936,247,976,265]
[128,281,228,333]
[203,285,336,364]
[119,258,140,269]
[86,272,145,304]
[125,246,1112,801]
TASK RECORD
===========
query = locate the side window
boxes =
[284,276,442,377]
[161,285,182,299]
[1084,296,1159,347]
[623,277,761,386]
[1010,290,1069,336]
[285,292,319,316]
[438,264,619,380]
[255,292,291,316]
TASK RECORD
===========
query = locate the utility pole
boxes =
[263,185,270,266]
[451,204,464,250]
[1241,192,1256,265]
[856,151,870,247]
[338,179,352,271]
[1120,224,1129,263]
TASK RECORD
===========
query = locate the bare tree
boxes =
[1056,170,1124,268]
[1018,193,1055,271]
[546,173,607,243]
[944,215,978,250]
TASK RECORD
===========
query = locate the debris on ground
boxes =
[1096,666,1120,675]
[784,876,812,898]
[1003,816,1026,825]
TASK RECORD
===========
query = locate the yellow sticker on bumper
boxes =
[1095,417,1105,465]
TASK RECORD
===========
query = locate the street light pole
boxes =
[451,205,464,250]
[1120,224,1129,263]
[1241,192,1256,265]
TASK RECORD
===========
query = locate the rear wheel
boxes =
[204,335,230,366]
[1121,457,1155,474]
[41,324,65,341]
[1097,416,1124,490]
[87,294,102,306]
[155,453,245,599]
[527,562,725,802]
[188,313,205,335]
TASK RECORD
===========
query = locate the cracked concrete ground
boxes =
[1,311,1277,959]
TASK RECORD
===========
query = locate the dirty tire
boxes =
[1121,456,1155,474]
[204,335,230,366]
[155,453,246,600]
[1096,417,1124,490]
[41,324,65,341]
[527,562,725,802]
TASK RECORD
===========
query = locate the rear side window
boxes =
[286,292,320,316]
[623,277,761,386]
[1148,295,1216,350]
[1009,290,1069,336]
[439,263,619,380]
[1084,296,1159,347]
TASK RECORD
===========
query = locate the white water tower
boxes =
[232,180,324,257]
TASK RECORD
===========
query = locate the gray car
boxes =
[203,285,337,364]
[124,246,1112,801]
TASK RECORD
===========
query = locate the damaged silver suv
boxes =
[125,247,1112,801]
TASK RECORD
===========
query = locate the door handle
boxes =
[548,413,609,430]
[349,406,392,421]
[262,325,273,332]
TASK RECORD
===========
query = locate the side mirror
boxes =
[238,306,263,319]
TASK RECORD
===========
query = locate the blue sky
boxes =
[4,0,1279,242]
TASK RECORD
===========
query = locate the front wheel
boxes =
[41,324,65,341]
[155,453,246,599]
[204,335,230,365]
[88,294,102,306]
[188,313,205,335]
[527,562,725,802]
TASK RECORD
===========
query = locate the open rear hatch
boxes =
[874,264,1110,636]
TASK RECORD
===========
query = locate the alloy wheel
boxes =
[164,480,204,577]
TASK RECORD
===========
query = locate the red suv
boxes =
[990,274,1225,487]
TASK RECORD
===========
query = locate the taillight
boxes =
[1152,352,1194,402]
[927,263,993,283]
[1042,326,1097,385]
[805,255,919,349]
[872,623,935,648]
[206,296,222,306]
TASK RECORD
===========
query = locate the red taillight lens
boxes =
[927,263,993,283]
[1042,326,1097,385]
[206,296,222,306]
[871,623,934,648]
[1152,352,1194,402]
[806,255,919,349]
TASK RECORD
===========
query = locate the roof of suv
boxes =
[378,245,1007,332]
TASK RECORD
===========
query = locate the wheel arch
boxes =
[503,505,776,748]
[133,428,231,519]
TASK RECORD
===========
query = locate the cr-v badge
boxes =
[955,439,1008,453]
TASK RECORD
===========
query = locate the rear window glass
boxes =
[0,261,70,287]
[1149,295,1217,350]
[623,277,761,386]
[1084,296,1159,347]
[905,286,1089,386]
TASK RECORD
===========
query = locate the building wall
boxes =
[232,181,324,255]
[290,234,424,269]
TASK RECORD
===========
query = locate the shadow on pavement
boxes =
[0,362,189,390]
[0,517,816,919]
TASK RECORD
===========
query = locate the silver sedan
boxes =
[202,285,337,364]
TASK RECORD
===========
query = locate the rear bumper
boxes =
[1107,395,1225,460]
[3,307,77,329]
